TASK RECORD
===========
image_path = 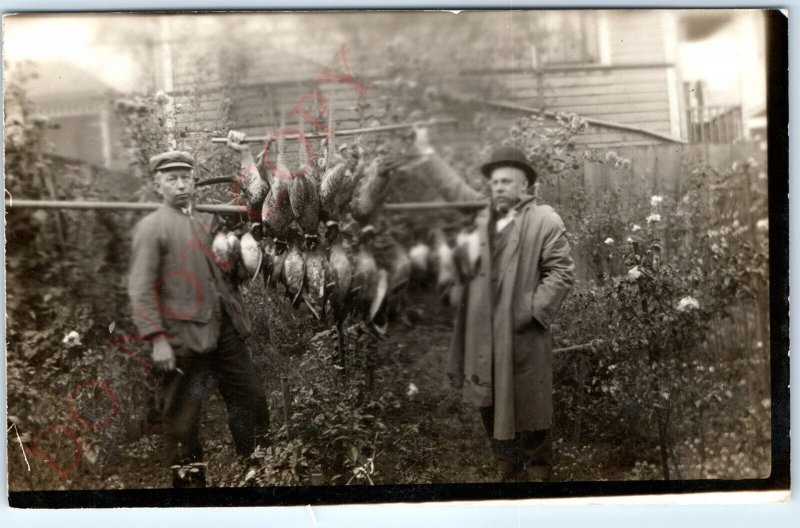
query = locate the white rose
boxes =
[62,330,82,347]
[646,214,661,224]
[676,296,700,312]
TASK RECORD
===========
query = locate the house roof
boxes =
[679,11,736,41]
[20,60,114,103]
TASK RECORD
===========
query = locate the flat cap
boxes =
[149,150,195,173]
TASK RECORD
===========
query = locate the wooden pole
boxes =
[553,340,601,355]
[209,118,458,143]
[7,199,488,214]
[383,201,486,212]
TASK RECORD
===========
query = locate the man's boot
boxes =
[171,462,207,488]
[239,453,261,486]
[524,464,552,482]
[496,459,525,482]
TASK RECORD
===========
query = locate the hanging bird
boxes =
[269,247,287,290]
[212,231,231,271]
[408,242,432,288]
[303,246,329,321]
[236,147,269,215]
[368,268,390,336]
[280,234,306,308]
[327,230,354,326]
[262,121,295,251]
[320,161,348,225]
[351,238,379,323]
[433,229,457,305]
[319,107,354,231]
[262,235,276,288]
[453,227,481,284]
[262,191,293,252]
[350,156,391,228]
[387,240,411,321]
[290,117,321,249]
[226,232,249,285]
[240,231,263,281]
[325,227,354,370]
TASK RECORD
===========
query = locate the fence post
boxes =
[280,376,292,441]
[571,354,588,444]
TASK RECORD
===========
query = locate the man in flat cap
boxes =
[128,148,270,488]
[406,129,574,482]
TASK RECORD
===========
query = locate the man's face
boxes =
[155,168,195,208]
[489,166,529,213]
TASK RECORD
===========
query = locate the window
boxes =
[467,11,601,71]
[537,11,599,66]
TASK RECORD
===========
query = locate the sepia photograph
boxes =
[3,9,788,507]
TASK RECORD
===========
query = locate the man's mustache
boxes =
[492,194,516,204]
[492,195,515,214]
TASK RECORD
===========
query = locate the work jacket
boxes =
[127,204,252,354]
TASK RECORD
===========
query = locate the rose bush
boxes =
[552,156,770,480]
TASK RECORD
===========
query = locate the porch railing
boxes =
[686,105,743,144]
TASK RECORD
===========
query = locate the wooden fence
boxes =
[544,139,768,284]
[544,139,771,412]
[544,140,766,213]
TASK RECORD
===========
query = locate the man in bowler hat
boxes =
[127,148,270,487]
[407,129,575,481]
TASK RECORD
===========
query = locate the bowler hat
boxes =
[149,150,195,173]
[480,146,537,185]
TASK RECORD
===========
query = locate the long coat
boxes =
[421,155,575,440]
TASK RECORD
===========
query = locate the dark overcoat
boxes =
[421,155,574,440]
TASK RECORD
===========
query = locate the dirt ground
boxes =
[9,288,650,492]
[76,292,494,489]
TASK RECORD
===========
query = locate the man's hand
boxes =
[152,335,176,371]
[226,130,251,152]
[388,126,435,176]
[228,130,257,169]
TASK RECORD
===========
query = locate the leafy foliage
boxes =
[552,156,770,480]
[6,52,771,489]
[6,64,154,490]
[245,327,408,486]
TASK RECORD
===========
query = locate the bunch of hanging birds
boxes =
[210,108,481,362]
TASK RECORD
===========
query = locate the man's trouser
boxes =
[161,310,270,474]
[480,407,552,479]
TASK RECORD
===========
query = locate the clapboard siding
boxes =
[467,64,673,137]
[170,11,682,150]
[607,10,667,64]
[488,69,669,90]
[542,91,668,105]
[515,81,668,98]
